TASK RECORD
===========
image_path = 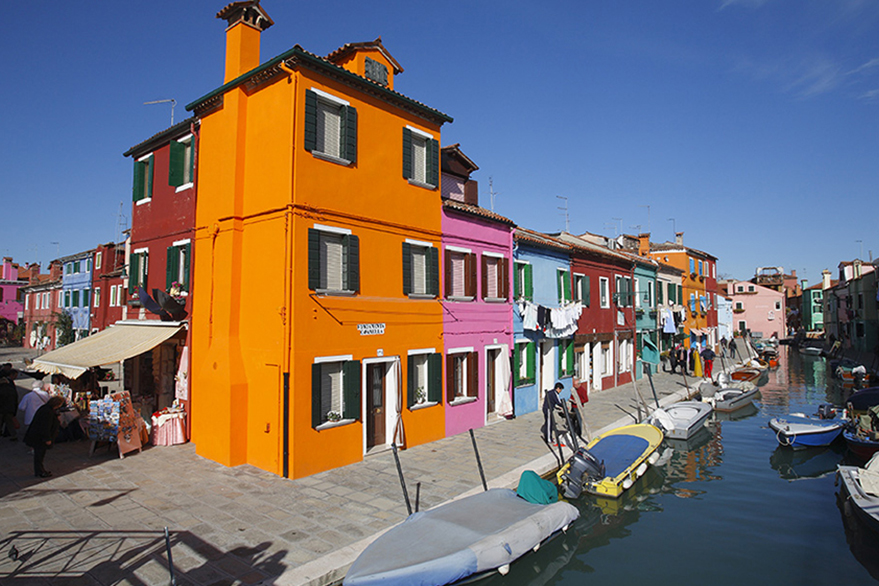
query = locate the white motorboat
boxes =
[646,401,713,440]
[711,382,759,413]
[837,453,879,534]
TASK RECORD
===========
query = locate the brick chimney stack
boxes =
[638,233,650,256]
[675,232,684,247]
[217,0,274,84]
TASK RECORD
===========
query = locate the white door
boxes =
[540,340,554,402]
[592,343,601,391]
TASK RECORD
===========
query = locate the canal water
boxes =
[482,346,879,585]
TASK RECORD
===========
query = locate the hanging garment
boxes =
[496,344,514,417]
[663,309,678,334]
[537,306,550,331]
[519,301,539,331]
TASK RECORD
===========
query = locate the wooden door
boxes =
[366,363,386,449]
[486,349,498,415]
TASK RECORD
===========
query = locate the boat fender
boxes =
[622,477,633,490]
[532,543,540,553]
[636,462,648,477]
[498,565,510,576]
[647,451,660,465]
[562,523,570,533]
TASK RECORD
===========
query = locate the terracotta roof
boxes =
[441,144,479,176]
[325,37,403,74]
[648,240,716,260]
[552,232,632,263]
[186,45,452,125]
[442,199,514,226]
[123,118,197,158]
[514,227,571,253]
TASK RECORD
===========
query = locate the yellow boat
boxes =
[557,423,664,499]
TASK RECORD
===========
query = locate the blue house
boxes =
[60,250,94,341]
[629,255,659,378]
[511,228,577,416]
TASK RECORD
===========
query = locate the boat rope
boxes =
[777,429,794,446]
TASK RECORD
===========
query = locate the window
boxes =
[58,292,63,308]
[129,250,149,295]
[304,89,357,164]
[402,126,438,188]
[677,285,683,305]
[738,320,747,332]
[72,290,80,308]
[647,281,655,308]
[402,241,439,297]
[447,349,478,402]
[308,226,360,294]
[74,261,81,274]
[558,338,574,377]
[600,277,610,308]
[82,288,90,308]
[86,258,91,272]
[514,261,533,301]
[735,301,743,310]
[445,248,476,300]
[407,351,442,408]
[601,342,612,376]
[748,285,755,292]
[65,263,72,275]
[24,294,29,311]
[311,357,360,428]
[573,274,590,307]
[618,339,629,372]
[689,293,696,313]
[94,287,101,308]
[166,241,192,292]
[95,252,102,270]
[775,301,782,311]
[614,276,632,307]
[132,154,154,203]
[557,269,572,303]
[514,340,536,386]
[698,260,703,276]
[736,285,744,293]
[482,254,509,301]
[689,258,695,274]
[657,281,664,305]
[666,283,675,305]
[169,135,196,188]
[856,322,865,338]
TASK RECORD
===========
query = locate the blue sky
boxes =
[2,0,877,284]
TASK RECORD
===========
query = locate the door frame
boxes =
[539,339,554,404]
[484,343,506,423]
[361,356,399,455]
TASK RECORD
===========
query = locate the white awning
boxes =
[31,321,185,379]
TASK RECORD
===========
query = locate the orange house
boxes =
[642,232,718,349]
[186,2,453,478]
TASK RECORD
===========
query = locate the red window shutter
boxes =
[502,258,510,300]
[468,351,478,398]
[444,251,453,298]
[446,355,455,403]
[466,253,477,297]
[481,255,488,300]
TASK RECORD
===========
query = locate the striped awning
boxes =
[31,321,185,379]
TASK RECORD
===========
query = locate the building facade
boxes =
[59,251,94,341]
[726,280,786,340]
[90,242,127,332]
[22,261,63,351]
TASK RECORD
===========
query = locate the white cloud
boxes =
[718,0,771,10]
[785,58,843,98]
[858,88,879,100]
[847,57,879,76]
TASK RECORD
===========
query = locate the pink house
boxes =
[0,257,28,335]
[727,280,786,339]
[440,145,515,437]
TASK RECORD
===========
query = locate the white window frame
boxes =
[447,348,477,405]
[94,287,101,308]
[405,239,433,298]
[446,246,473,301]
[406,125,435,189]
[314,355,355,430]
[313,224,355,294]
[136,153,153,206]
[483,252,506,302]
[175,134,195,192]
[310,88,352,166]
[599,277,610,308]
[514,260,530,300]
[573,273,587,304]
[647,281,655,308]
[95,251,102,270]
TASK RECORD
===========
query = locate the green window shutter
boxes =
[513,264,521,299]
[678,285,683,305]
[428,353,442,403]
[524,264,533,301]
[345,234,360,293]
[657,281,664,304]
[182,242,191,290]
[146,156,154,199]
[133,161,145,202]
[188,141,196,183]
[427,138,439,187]
[407,355,416,409]
[557,340,563,375]
[402,242,412,295]
[168,140,184,187]
[344,106,357,163]
[166,245,180,290]
[308,229,320,290]
[583,275,591,307]
[402,128,412,179]
[526,341,536,383]
[428,246,439,297]
[566,339,574,374]
[563,271,571,302]
[513,344,521,386]
[343,360,361,420]
[129,253,140,294]
[312,363,322,428]
[556,270,562,303]
[304,90,317,152]
[72,290,79,308]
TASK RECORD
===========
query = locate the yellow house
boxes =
[186,1,453,478]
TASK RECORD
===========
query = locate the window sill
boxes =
[135,197,152,206]
[446,296,474,302]
[315,289,356,297]
[408,293,435,300]
[483,297,508,303]
[409,401,438,411]
[449,396,478,406]
[312,151,353,167]
[408,178,436,190]
[315,418,355,431]
[175,182,194,193]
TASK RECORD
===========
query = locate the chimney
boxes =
[49,260,62,281]
[217,1,274,84]
[822,269,831,290]
[675,232,684,247]
[28,263,41,285]
[638,233,650,256]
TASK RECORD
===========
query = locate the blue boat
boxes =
[769,416,845,449]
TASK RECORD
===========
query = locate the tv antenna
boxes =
[557,196,569,233]
[668,217,676,235]
[144,98,177,126]
[489,177,498,212]
[611,217,622,237]
[639,205,651,233]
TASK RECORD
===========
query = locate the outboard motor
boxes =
[817,404,837,420]
[560,447,605,499]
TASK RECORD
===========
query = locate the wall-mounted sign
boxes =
[617,311,625,326]
[364,57,389,86]
[358,323,386,336]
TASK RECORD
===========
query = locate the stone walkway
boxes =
[0,344,737,586]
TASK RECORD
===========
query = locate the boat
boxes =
[846,387,879,418]
[771,445,843,481]
[711,382,760,412]
[730,368,762,383]
[798,346,822,356]
[556,423,664,500]
[843,429,879,461]
[343,479,579,586]
[837,453,879,534]
[646,401,713,440]
[768,416,845,449]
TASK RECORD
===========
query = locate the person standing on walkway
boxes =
[0,366,20,440]
[668,344,679,374]
[719,337,728,358]
[540,382,570,447]
[24,396,64,478]
[729,337,738,359]
[701,346,716,380]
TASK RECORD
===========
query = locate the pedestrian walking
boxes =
[669,344,679,374]
[729,337,738,359]
[24,396,64,478]
[701,346,716,380]
[720,336,728,358]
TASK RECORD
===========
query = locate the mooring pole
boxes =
[391,444,413,516]
[645,365,661,409]
[469,429,489,492]
[164,527,177,586]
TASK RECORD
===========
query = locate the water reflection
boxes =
[769,445,844,481]
[714,402,759,422]
[836,490,879,581]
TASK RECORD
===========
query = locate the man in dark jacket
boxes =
[701,346,716,380]
[24,396,64,478]
[0,366,19,439]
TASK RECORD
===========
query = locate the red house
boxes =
[21,261,63,351]
[90,242,127,332]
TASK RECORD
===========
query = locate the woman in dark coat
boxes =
[24,396,64,478]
